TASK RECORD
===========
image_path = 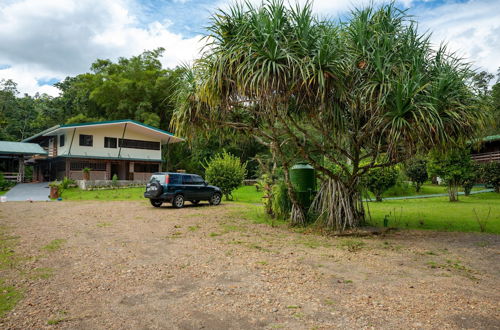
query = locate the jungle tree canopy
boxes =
[172,1,488,230]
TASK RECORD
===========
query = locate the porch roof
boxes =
[0,141,48,156]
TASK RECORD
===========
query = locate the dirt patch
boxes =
[0,200,499,329]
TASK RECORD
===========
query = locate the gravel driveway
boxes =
[0,201,498,329]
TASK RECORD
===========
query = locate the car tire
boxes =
[210,193,222,206]
[190,200,200,205]
[150,199,163,208]
[172,194,185,208]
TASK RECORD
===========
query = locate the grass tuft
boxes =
[337,239,365,252]
[41,239,66,252]
[0,281,22,318]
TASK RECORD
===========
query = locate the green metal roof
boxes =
[483,135,500,142]
[21,125,60,142]
[59,119,176,136]
[0,141,48,155]
[22,119,182,143]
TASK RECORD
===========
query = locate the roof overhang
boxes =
[22,120,184,144]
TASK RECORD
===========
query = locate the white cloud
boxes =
[0,0,498,96]
[0,0,203,96]
[0,64,61,96]
[414,0,500,73]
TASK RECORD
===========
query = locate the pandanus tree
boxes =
[172,1,487,230]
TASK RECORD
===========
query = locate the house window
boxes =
[79,134,93,147]
[59,134,65,147]
[134,163,159,173]
[118,138,160,150]
[70,161,106,171]
[104,137,117,148]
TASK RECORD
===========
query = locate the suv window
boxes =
[192,175,205,184]
[182,175,193,185]
[150,175,165,184]
[169,174,181,184]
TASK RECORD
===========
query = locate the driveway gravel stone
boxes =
[0,201,498,329]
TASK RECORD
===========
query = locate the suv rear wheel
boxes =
[210,193,222,206]
[150,199,163,208]
[173,194,185,208]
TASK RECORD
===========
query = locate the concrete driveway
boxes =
[3,182,51,202]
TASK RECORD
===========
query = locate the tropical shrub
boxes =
[481,162,500,193]
[270,180,292,220]
[257,173,274,215]
[405,159,428,192]
[363,167,399,202]
[428,149,474,201]
[60,177,76,190]
[204,151,247,200]
[0,172,14,191]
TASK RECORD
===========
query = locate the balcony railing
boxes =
[3,172,19,181]
[471,151,500,163]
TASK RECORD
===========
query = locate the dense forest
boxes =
[0,48,267,176]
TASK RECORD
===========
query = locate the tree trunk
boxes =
[448,183,459,202]
[310,178,364,231]
[463,184,473,196]
[415,182,421,193]
[375,193,383,202]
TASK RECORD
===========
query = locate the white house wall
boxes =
[56,125,162,160]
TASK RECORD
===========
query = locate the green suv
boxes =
[144,172,222,208]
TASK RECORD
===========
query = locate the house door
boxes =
[111,164,119,179]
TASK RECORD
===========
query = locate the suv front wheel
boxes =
[210,193,222,206]
[173,194,185,208]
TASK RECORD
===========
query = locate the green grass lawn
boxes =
[0,190,6,196]
[61,185,264,202]
[230,185,264,204]
[61,187,145,201]
[231,185,499,234]
[366,193,500,233]
[232,183,486,204]
[376,183,484,199]
[60,183,484,203]
[60,184,499,234]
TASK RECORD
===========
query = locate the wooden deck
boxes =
[471,151,500,163]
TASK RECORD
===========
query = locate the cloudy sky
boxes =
[0,0,499,96]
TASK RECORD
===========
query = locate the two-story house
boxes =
[22,119,183,181]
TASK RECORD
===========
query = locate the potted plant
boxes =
[49,181,61,199]
[82,167,91,181]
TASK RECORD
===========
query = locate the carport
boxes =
[0,141,48,182]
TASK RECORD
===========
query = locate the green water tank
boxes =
[290,162,316,208]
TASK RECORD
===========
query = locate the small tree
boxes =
[482,162,500,193]
[364,167,398,202]
[428,149,474,202]
[405,159,428,192]
[462,162,480,196]
[82,167,91,181]
[204,151,247,200]
[112,174,119,187]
